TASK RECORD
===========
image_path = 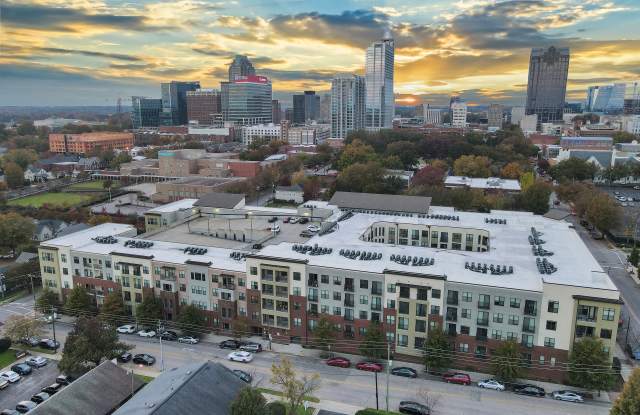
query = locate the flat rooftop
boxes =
[147,199,197,214]
[444,176,521,191]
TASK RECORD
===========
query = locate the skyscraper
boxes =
[365,31,394,131]
[226,75,272,125]
[487,104,503,129]
[331,74,365,139]
[272,100,282,124]
[186,89,221,125]
[450,101,467,128]
[131,96,162,129]
[293,91,320,124]
[525,46,570,125]
[423,104,442,125]
[228,55,256,81]
[319,94,331,123]
[161,81,200,125]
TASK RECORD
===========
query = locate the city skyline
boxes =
[1,0,640,106]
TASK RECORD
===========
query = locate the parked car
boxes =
[299,217,309,224]
[552,390,584,403]
[137,329,156,338]
[270,224,281,233]
[283,217,290,223]
[118,352,132,363]
[0,409,18,415]
[399,401,430,415]
[0,371,20,383]
[307,224,320,232]
[239,343,262,353]
[355,362,383,372]
[227,351,253,363]
[0,379,9,390]
[219,340,242,349]
[21,337,40,347]
[252,243,263,250]
[38,339,59,350]
[24,356,47,368]
[268,217,278,223]
[14,350,29,360]
[10,364,31,376]
[232,369,253,383]
[30,392,50,404]
[117,325,136,334]
[41,383,63,395]
[299,230,313,238]
[55,375,75,386]
[442,372,471,385]
[159,331,177,341]
[178,336,199,344]
[513,384,546,397]
[326,357,351,368]
[477,379,505,391]
[133,354,156,366]
[290,217,299,224]
[391,367,417,378]
[14,401,36,414]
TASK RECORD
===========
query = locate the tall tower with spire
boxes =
[228,55,256,81]
[365,30,395,130]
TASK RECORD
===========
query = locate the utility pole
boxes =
[30,274,36,304]
[51,306,57,346]
[386,341,391,412]
[625,316,631,346]
[158,320,164,372]
[374,371,379,410]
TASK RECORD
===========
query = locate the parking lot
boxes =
[0,357,60,411]
[599,185,640,241]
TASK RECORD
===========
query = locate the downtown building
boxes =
[161,81,201,126]
[131,97,162,129]
[293,91,320,124]
[186,89,222,126]
[39,191,621,381]
[487,104,503,129]
[422,105,443,126]
[365,33,395,131]
[331,74,365,139]
[225,76,273,125]
[525,47,570,126]
[228,55,256,81]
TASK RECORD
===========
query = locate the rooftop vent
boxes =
[532,245,553,257]
[528,227,545,245]
[485,218,507,225]
[536,257,557,274]
[229,251,246,261]
[292,244,332,256]
[339,249,381,261]
[124,240,154,249]
[92,236,118,244]
[425,214,459,221]
[390,254,434,266]
[465,261,514,275]
[184,247,208,255]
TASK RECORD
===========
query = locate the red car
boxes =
[326,357,351,368]
[356,362,383,372]
[442,372,471,385]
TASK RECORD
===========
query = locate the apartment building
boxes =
[39,193,620,381]
[49,132,134,155]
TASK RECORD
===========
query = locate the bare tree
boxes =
[2,315,44,342]
[416,387,441,414]
[270,357,320,414]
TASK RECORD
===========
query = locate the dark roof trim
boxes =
[245,254,308,264]
[383,269,446,280]
[573,295,624,305]
[396,282,431,290]
[40,246,59,251]
[110,252,154,260]
[185,260,212,266]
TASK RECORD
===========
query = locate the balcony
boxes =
[371,288,382,296]
[275,276,288,284]
[345,284,355,293]
[222,283,235,290]
[477,302,490,310]
[447,329,457,337]
[476,318,489,327]
[275,288,288,298]
[262,288,274,296]
[521,341,534,348]
[522,325,536,334]
[371,303,382,311]
[577,315,596,323]
[308,295,318,302]
[307,279,318,288]
[446,297,459,306]
[344,299,355,307]
[160,274,176,282]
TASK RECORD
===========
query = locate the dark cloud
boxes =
[37,47,142,62]
[2,4,171,32]
[251,56,287,66]
[192,47,232,57]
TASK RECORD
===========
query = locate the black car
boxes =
[10,364,31,376]
[133,354,156,366]
[55,375,75,386]
[299,217,309,224]
[391,367,417,378]
[232,369,253,383]
[159,331,178,341]
[399,401,430,415]
[30,392,50,404]
[514,384,546,397]
[39,339,60,350]
[219,339,242,349]
[118,352,133,363]
[0,409,19,415]
[41,383,63,395]
[268,217,278,223]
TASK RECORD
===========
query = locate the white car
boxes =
[227,351,254,363]
[25,356,48,368]
[270,224,281,233]
[552,390,584,403]
[178,336,199,344]
[290,217,299,224]
[0,379,8,389]
[307,225,320,233]
[138,329,157,338]
[477,379,505,391]
[117,324,136,334]
[0,371,21,383]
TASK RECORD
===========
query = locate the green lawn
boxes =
[23,346,57,355]
[265,200,299,208]
[135,374,156,383]
[8,192,93,208]
[0,350,18,369]
[66,180,119,191]
[257,388,320,403]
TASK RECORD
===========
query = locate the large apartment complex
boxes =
[39,192,620,381]
[49,132,134,155]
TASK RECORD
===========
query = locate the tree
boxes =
[178,304,206,337]
[230,387,267,415]
[629,246,640,267]
[386,141,418,169]
[64,286,93,316]
[424,331,452,374]
[0,212,35,254]
[518,181,552,214]
[411,166,445,187]
[500,162,523,179]
[4,162,24,189]
[415,387,441,414]
[359,320,386,360]
[4,149,38,170]
[88,214,112,226]
[313,314,337,351]
[103,179,113,201]
[16,121,36,136]
[0,338,11,353]
[490,340,522,382]
[549,158,597,181]
[59,316,131,375]
[611,367,640,415]
[265,402,286,415]
[100,291,126,323]
[270,357,320,415]
[585,192,620,232]
[519,171,535,191]
[337,140,378,170]
[135,295,163,325]
[613,131,638,144]
[2,315,44,341]
[568,337,614,392]
[36,288,60,313]
[453,155,491,177]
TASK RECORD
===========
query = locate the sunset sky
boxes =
[1,0,639,107]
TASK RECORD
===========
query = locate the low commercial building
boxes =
[275,184,304,203]
[559,136,613,150]
[49,132,134,155]
[241,123,282,145]
[444,176,522,193]
[153,177,244,203]
[285,124,331,145]
[144,199,197,232]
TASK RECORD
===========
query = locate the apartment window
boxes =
[333,291,342,301]
[510,298,521,308]
[491,329,502,340]
[333,276,341,285]
[398,317,409,330]
[462,292,472,302]
[293,272,301,281]
[493,313,504,323]
[547,301,559,313]
[292,287,301,296]
[458,343,469,353]
[544,337,555,348]
[478,294,490,309]
[430,305,440,315]
[321,305,329,313]
[417,288,429,301]
[431,289,441,299]
[360,311,368,320]
[602,308,615,321]
[397,335,408,347]
[359,295,368,305]
[546,321,557,331]
[333,307,341,316]
[320,290,329,299]
[465,234,474,251]
[390,284,398,294]
[415,320,426,333]
[416,304,427,317]
[429,321,439,331]
[414,337,425,349]
[387,299,395,309]
[460,326,470,335]
[494,296,505,306]
[386,314,395,325]
[600,329,612,339]
[539,355,545,365]
[461,309,471,319]
[360,279,368,289]
[250,267,257,275]
[521,334,534,348]
[321,275,329,284]
[398,301,409,314]
[359,327,367,336]
[508,315,519,325]
[293,318,302,327]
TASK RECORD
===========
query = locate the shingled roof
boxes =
[329,191,431,214]
[193,192,245,209]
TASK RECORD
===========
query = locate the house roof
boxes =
[30,361,144,415]
[56,223,91,237]
[113,362,244,415]
[276,184,303,192]
[193,192,245,209]
[568,150,613,168]
[35,219,67,234]
[329,191,431,214]
[15,252,37,264]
